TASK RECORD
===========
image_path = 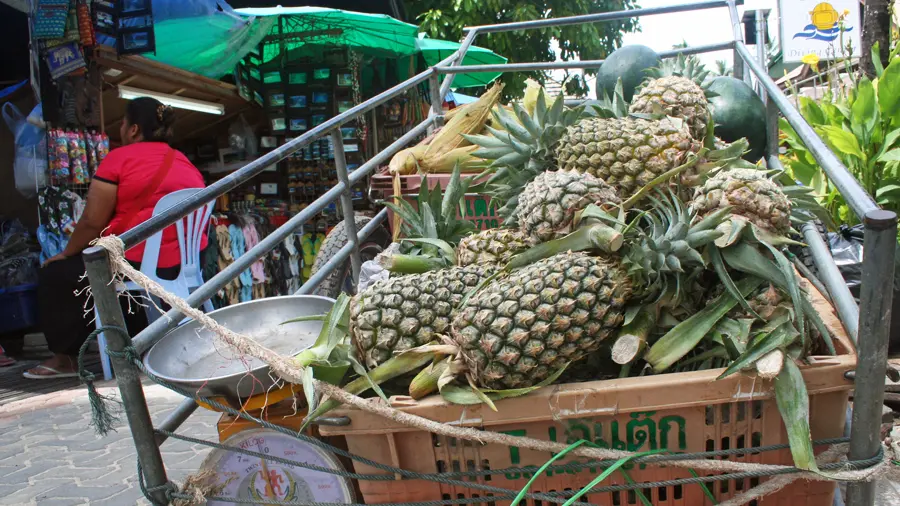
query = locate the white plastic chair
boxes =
[95,188,215,380]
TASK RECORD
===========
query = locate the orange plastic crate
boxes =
[320,286,854,506]
[371,173,502,232]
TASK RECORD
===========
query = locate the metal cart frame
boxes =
[82,2,896,504]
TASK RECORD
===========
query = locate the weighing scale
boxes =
[143,296,356,505]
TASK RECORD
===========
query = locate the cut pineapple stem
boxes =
[756,349,785,379]
[623,148,707,210]
[409,359,450,399]
[379,253,447,274]
[506,222,623,271]
[611,306,657,365]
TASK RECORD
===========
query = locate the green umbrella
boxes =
[236,6,421,65]
[415,34,507,88]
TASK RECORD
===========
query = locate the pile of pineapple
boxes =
[306,55,835,470]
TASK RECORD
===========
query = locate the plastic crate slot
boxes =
[641,483,651,503]
[482,459,492,481]
[720,478,729,494]
[450,437,458,447]
[658,487,667,501]
[737,434,746,451]
[751,432,762,448]
[437,460,447,473]
[737,401,747,421]
[750,501,758,506]
[548,489,557,506]
[533,491,543,506]
[673,484,683,500]
[720,436,731,458]
[612,491,621,506]
[752,400,763,419]
[627,489,636,504]
[466,460,477,482]
[472,493,480,506]
[735,478,745,491]
[452,460,462,473]
[706,438,715,458]
[457,492,466,506]
[705,405,715,426]
[721,404,731,424]
[433,434,442,447]
[443,494,452,502]
[487,493,496,506]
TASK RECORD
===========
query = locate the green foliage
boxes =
[406,0,640,98]
[780,54,900,225]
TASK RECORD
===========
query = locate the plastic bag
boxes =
[827,225,864,294]
[359,243,400,292]
[228,114,259,158]
[2,102,48,198]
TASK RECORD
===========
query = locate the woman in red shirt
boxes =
[25,97,208,379]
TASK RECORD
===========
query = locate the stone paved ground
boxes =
[0,383,219,505]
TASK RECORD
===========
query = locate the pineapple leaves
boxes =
[439,364,569,406]
[717,321,799,379]
[708,246,762,321]
[774,359,819,471]
[646,277,762,372]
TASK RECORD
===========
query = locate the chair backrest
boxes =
[139,188,214,288]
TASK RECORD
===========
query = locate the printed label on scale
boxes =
[200,429,354,505]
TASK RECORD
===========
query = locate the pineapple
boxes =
[629,54,713,140]
[464,92,588,226]
[450,193,727,390]
[515,170,619,243]
[451,252,632,390]
[350,263,498,368]
[555,116,700,197]
[690,167,792,235]
[456,228,533,267]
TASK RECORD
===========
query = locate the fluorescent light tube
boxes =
[117,85,225,115]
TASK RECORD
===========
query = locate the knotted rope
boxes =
[90,235,899,504]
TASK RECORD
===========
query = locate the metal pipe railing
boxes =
[735,41,879,219]
[461,0,741,34]
[725,0,750,83]
[847,211,898,505]
[296,208,388,295]
[331,131,362,286]
[435,41,737,75]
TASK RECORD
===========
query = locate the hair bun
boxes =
[158,104,176,128]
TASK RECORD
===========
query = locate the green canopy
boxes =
[415,35,506,88]
[237,6,421,65]
[149,15,276,79]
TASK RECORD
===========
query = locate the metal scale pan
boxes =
[143,295,334,406]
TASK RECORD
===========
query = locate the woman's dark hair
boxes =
[125,96,176,143]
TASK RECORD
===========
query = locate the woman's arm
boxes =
[45,180,118,264]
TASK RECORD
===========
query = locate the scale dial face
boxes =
[200,429,354,505]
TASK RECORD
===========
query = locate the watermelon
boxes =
[596,45,660,102]
[708,77,768,161]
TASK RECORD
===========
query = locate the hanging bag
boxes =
[2,102,48,198]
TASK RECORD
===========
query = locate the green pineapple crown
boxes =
[464,93,588,225]
[608,191,727,304]
[643,53,714,91]
[383,164,475,267]
[588,78,630,119]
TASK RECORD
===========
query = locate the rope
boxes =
[86,235,896,505]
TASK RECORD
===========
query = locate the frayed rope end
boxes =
[78,328,123,437]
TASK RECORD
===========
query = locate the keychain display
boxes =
[47,128,109,185]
